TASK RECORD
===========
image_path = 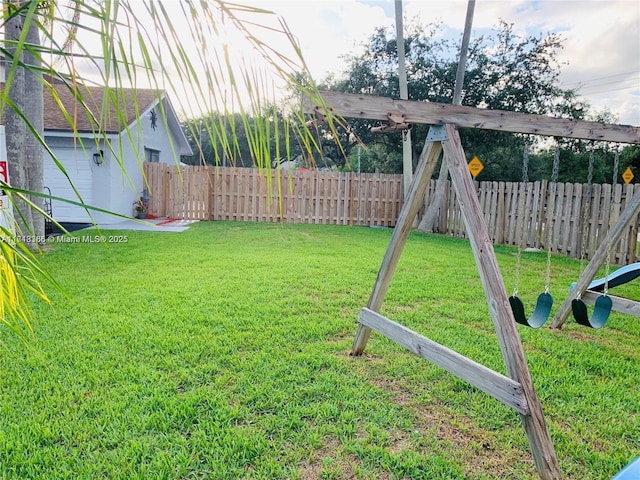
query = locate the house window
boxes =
[145,148,160,163]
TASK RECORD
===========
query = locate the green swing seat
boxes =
[509,292,553,328]
[508,143,557,329]
[571,295,612,329]
[568,263,640,329]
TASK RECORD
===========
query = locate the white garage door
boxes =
[44,147,93,223]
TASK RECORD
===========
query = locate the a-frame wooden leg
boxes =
[351,139,443,355]
[550,187,640,328]
[442,124,561,480]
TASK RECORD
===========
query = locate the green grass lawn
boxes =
[0,222,638,479]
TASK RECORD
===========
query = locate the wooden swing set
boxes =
[304,91,640,480]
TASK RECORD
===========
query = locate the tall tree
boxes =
[3,1,42,242]
[23,3,44,241]
[323,19,589,179]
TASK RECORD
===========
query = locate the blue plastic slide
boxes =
[612,456,640,480]
[579,262,640,293]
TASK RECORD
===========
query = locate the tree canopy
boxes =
[317,19,637,181]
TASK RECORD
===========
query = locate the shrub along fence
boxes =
[143,162,640,265]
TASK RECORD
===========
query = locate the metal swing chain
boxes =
[577,149,595,299]
[603,149,620,296]
[545,146,560,293]
[513,142,530,296]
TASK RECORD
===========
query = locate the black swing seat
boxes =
[509,292,553,328]
[571,295,613,329]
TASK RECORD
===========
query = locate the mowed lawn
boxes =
[0,222,638,479]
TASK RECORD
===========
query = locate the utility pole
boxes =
[419,0,476,232]
[395,0,412,196]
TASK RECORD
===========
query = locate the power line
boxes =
[579,78,639,91]
[565,69,639,84]
[561,69,639,89]
[579,84,640,96]
[578,70,638,83]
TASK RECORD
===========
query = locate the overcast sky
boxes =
[250,0,639,126]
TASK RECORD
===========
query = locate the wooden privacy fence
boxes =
[427,179,640,265]
[143,162,640,265]
[144,163,402,227]
[144,163,211,220]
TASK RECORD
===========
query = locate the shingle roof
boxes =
[43,81,164,134]
[2,79,163,134]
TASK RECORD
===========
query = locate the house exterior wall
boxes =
[44,98,185,224]
[108,99,183,223]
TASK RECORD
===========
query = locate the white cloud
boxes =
[65,0,637,126]
[247,0,392,78]
[263,0,639,125]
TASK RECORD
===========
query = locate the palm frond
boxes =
[1,0,343,339]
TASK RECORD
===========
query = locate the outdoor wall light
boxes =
[93,150,104,166]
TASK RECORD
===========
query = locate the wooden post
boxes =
[550,187,640,328]
[351,139,443,355]
[442,124,561,480]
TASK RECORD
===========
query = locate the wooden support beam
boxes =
[550,188,640,328]
[351,138,443,355]
[442,124,561,480]
[304,91,640,144]
[581,291,640,317]
[346,114,562,476]
[359,308,530,415]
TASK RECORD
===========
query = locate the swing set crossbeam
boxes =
[304,91,640,144]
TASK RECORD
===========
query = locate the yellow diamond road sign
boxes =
[622,167,634,184]
[468,156,484,178]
